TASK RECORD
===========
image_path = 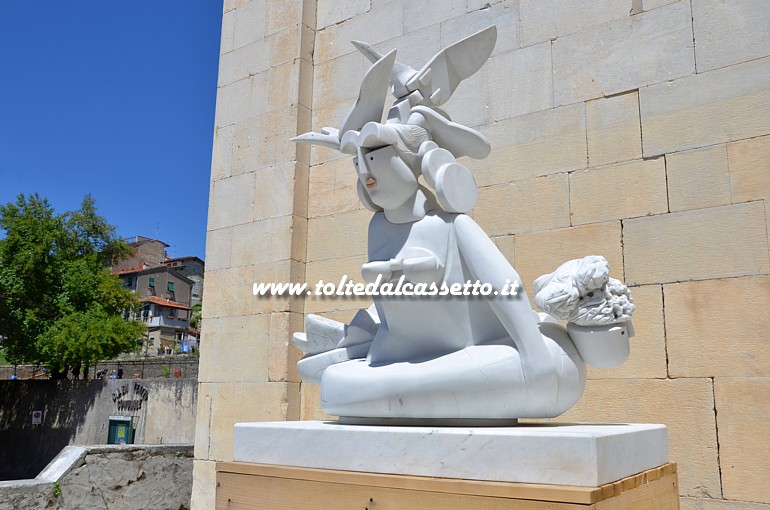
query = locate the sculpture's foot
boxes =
[320,323,585,420]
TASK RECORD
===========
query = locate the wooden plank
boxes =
[216,462,677,506]
[595,473,679,510]
[215,471,590,510]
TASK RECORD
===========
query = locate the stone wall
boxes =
[0,444,193,510]
[0,379,196,480]
[197,1,770,509]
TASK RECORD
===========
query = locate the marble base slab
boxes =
[232,421,668,487]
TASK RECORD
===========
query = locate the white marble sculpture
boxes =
[291,26,635,421]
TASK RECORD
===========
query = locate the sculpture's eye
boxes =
[369,156,374,161]
[353,157,359,167]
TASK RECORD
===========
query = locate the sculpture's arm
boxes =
[453,215,558,393]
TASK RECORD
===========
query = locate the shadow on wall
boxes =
[0,380,102,480]
[0,379,197,481]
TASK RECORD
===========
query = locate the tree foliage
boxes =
[0,194,144,376]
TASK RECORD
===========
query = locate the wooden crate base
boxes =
[215,461,679,509]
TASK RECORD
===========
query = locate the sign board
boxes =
[32,410,43,425]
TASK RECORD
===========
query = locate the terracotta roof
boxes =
[140,296,191,310]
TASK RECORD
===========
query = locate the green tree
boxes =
[0,194,144,377]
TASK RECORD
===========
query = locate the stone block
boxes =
[477,104,587,186]
[254,163,296,220]
[251,260,305,315]
[680,498,770,510]
[623,203,770,284]
[207,173,256,230]
[488,42,553,121]
[230,216,293,267]
[665,276,770,378]
[220,10,235,55]
[301,383,336,421]
[559,378,720,497]
[268,60,301,117]
[210,125,235,180]
[190,460,216,510]
[203,266,256,318]
[269,312,304,383]
[195,382,300,461]
[314,0,404,64]
[232,0,266,50]
[443,2,520,57]
[403,0,467,34]
[553,2,694,106]
[520,0,631,47]
[667,145,731,212]
[492,235,515,266]
[307,209,370,262]
[474,174,571,236]
[224,0,249,13]
[513,221,623,292]
[316,0,370,29]
[198,314,270,384]
[265,0,302,35]
[570,158,669,225]
[714,377,770,504]
[291,215,308,263]
[313,52,365,112]
[232,107,299,174]
[304,255,372,314]
[586,91,643,167]
[308,152,361,219]
[728,135,770,203]
[204,227,233,272]
[587,284,667,379]
[640,56,770,157]
[693,0,770,73]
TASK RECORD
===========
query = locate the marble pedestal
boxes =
[232,421,668,487]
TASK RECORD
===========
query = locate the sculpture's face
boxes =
[354,145,418,209]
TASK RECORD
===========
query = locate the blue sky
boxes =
[0,2,223,260]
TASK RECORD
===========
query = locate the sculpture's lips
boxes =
[365,177,377,190]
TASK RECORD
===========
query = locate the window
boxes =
[167,281,175,292]
[149,277,155,288]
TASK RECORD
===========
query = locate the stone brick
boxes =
[204,227,233,272]
[513,221,623,292]
[269,312,304,383]
[254,163,296,220]
[474,174,571,236]
[232,107,299,174]
[520,0,630,47]
[198,314,270,383]
[665,276,770,378]
[265,0,302,35]
[304,255,372,314]
[492,235,515,266]
[268,60,301,116]
[232,0,266,50]
[223,0,249,13]
[559,378,720,497]
[640,56,770,157]
[220,9,235,55]
[314,0,404,64]
[251,260,305,315]
[195,382,299,461]
[313,52,366,112]
[667,145,731,212]
[586,92,643,167]
[587,284,667,379]
[190,460,216,510]
[317,0,371,29]
[727,135,770,203]
[210,125,235,180]
[552,2,694,106]
[570,158,668,225]
[488,42,553,121]
[681,498,770,510]
[714,378,770,504]
[403,0,467,34]
[202,266,255,318]
[291,216,308,263]
[230,216,293,267]
[207,173,256,230]
[693,0,770,73]
[308,152,362,219]
[443,2,520,56]
[623,203,770,284]
[476,104,587,186]
[306,209,370,262]
[301,383,336,421]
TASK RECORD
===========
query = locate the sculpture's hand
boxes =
[401,255,444,284]
[361,259,397,284]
